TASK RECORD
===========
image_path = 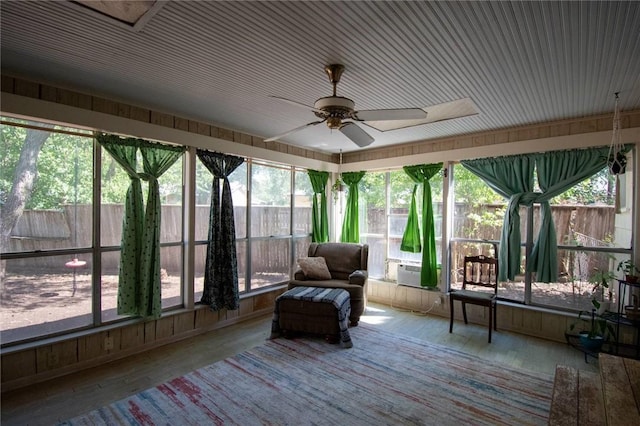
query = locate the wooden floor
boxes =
[1,302,597,425]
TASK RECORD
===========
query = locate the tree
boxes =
[0,123,53,278]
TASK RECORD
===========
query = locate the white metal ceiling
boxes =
[2,1,640,153]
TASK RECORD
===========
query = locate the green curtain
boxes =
[528,147,609,282]
[400,185,421,252]
[138,145,185,317]
[340,171,366,243]
[196,150,245,311]
[307,170,329,243]
[98,136,144,316]
[97,133,185,318]
[402,163,442,287]
[461,156,536,281]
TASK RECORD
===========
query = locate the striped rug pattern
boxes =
[61,325,553,425]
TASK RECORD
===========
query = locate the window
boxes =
[450,155,634,311]
[293,168,312,263]
[359,168,444,279]
[450,164,509,295]
[100,141,185,321]
[1,119,94,343]
[250,162,292,289]
[360,172,386,278]
[530,165,631,311]
[194,160,247,299]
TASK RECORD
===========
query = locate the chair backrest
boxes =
[308,242,368,280]
[462,255,498,295]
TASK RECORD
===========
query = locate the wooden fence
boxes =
[5,203,616,278]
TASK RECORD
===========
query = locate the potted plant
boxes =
[569,309,615,352]
[608,150,627,175]
[617,260,640,283]
[588,269,614,314]
[331,175,345,202]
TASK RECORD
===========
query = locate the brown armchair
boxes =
[289,242,368,326]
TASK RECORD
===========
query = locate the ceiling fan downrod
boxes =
[324,64,345,97]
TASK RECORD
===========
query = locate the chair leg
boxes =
[449,297,454,333]
[488,305,492,343]
[493,301,497,331]
[462,302,468,324]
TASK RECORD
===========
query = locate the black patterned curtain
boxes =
[197,150,245,311]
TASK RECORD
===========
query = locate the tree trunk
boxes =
[0,123,53,279]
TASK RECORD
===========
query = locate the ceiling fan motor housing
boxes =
[314,96,355,129]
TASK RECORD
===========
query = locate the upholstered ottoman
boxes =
[270,286,352,348]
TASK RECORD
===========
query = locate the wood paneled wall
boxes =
[0,75,333,163]
[366,280,635,345]
[340,109,640,164]
[1,287,286,392]
[2,74,639,167]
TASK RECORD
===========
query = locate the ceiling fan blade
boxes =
[364,98,479,132]
[269,96,325,114]
[264,119,326,142]
[340,122,374,147]
[353,108,427,122]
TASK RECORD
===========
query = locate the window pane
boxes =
[545,165,631,249]
[195,240,247,301]
[293,236,312,262]
[194,243,206,302]
[251,239,290,288]
[449,240,524,300]
[1,122,93,253]
[251,163,291,237]
[362,235,385,278]
[160,245,182,309]
[195,160,247,240]
[237,240,247,293]
[389,168,422,264]
[102,250,125,322]
[158,161,183,244]
[294,170,312,236]
[231,163,248,239]
[1,255,93,343]
[531,249,621,311]
[453,164,505,240]
[101,149,129,246]
[387,169,444,265]
[360,172,386,237]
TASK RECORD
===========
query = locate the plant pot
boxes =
[608,151,627,175]
[625,275,639,284]
[579,332,604,351]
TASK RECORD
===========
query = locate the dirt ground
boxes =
[1,270,602,345]
[0,272,183,343]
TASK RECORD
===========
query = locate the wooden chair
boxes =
[449,255,499,343]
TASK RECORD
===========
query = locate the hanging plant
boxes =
[608,92,626,175]
[332,176,345,201]
[608,150,627,175]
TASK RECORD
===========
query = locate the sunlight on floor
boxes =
[360,306,393,325]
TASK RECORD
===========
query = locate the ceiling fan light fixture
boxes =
[326,116,343,129]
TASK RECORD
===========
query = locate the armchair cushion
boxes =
[297,257,332,280]
[349,270,367,285]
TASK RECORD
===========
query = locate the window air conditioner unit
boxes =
[397,264,422,287]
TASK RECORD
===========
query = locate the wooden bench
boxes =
[548,354,640,425]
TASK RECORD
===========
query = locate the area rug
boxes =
[60,325,553,425]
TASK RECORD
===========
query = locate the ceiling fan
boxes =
[265,64,428,148]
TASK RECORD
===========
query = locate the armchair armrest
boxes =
[294,269,308,280]
[349,270,367,285]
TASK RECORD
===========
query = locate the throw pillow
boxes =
[298,257,332,280]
